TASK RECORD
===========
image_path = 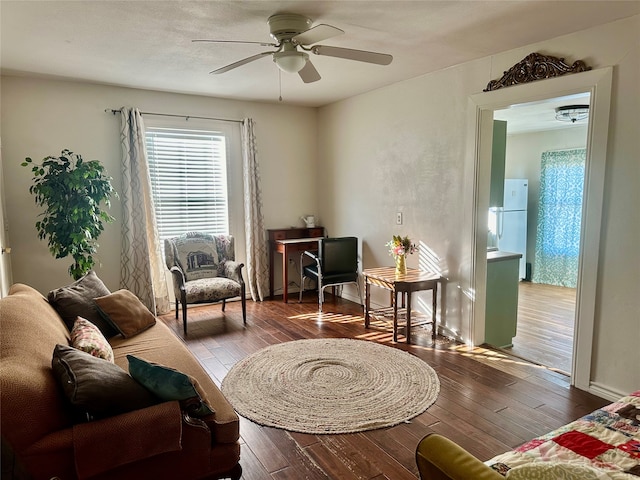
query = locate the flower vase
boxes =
[395,254,407,276]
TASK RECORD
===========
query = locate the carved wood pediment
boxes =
[484,52,591,92]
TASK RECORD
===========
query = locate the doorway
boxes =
[468,66,613,392]
[491,95,589,374]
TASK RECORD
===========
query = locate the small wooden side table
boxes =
[268,227,325,303]
[363,267,441,343]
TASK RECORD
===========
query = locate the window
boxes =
[145,127,229,242]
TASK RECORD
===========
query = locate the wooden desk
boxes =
[268,227,325,303]
[363,267,441,343]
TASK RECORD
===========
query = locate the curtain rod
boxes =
[105,108,243,124]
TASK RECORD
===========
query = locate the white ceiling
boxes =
[494,92,591,134]
[1,1,639,108]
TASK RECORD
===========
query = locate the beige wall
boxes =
[318,15,639,395]
[1,15,638,396]
[1,77,317,294]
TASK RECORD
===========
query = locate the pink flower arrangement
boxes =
[386,235,418,258]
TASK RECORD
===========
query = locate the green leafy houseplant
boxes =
[22,149,116,280]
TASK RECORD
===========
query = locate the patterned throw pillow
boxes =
[505,462,604,480]
[174,233,219,282]
[70,317,114,362]
[127,354,214,417]
[94,289,156,338]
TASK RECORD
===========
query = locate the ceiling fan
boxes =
[193,13,393,83]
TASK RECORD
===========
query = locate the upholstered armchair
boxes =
[164,232,246,334]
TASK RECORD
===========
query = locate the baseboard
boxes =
[588,382,628,402]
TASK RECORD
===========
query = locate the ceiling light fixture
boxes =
[273,51,308,74]
[555,104,589,123]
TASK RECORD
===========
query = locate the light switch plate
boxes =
[396,212,403,225]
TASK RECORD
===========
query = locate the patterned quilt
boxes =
[486,391,640,479]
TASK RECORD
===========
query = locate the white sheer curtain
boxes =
[242,118,269,301]
[119,107,170,314]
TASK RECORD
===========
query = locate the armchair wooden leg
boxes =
[181,298,188,335]
[241,284,247,325]
[222,299,226,312]
[175,299,179,319]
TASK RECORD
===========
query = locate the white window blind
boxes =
[145,127,229,241]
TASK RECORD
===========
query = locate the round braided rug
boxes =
[221,338,440,434]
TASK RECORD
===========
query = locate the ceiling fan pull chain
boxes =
[279,69,283,102]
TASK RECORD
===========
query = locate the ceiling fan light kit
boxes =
[196,13,393,84]
[273,50,308,73]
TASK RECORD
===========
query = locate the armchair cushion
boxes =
[48,271,118,338]
[183,277,242,304]
[127,355,214,417]
[95,289,156,338]
[173,233,220,282]
[70,317,114,362]
[51,344,158,420]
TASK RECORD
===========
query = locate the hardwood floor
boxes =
[504,282,576,375]
[159,293,605,480]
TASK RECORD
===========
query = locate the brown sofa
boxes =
[0,283,241,480]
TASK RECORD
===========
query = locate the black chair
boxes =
[299,236,362,311]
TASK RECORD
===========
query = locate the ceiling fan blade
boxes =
[193,39,276,47]
[312,45,392,65]
[298,60,321,83]
[293,24,344,46]
[210,51,274,74]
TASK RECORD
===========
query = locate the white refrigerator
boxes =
[490,179,528,279]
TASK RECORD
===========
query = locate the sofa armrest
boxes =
[73,401,184,479]
[416,433,504,480]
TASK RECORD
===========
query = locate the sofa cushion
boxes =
[127,354,214,417]
[48,271,118,337]
[1,284,75,450]
[70,317,114,362]
[110,320,239,444]
[95,289,156,338]
[52,344,158,420]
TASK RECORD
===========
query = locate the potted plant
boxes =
[22,149,116,280]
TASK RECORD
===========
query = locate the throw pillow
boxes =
[94,289,156,338]
[127,354,214,417]
[174,233,219,282]
[70,317,114,362]
[505,462,604,480]
[51,344,158,420]
[48,270,118,338]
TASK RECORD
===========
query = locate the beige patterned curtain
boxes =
[119,107,170,314]
[242,118,269,301]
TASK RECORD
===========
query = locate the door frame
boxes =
[466,67,613,392]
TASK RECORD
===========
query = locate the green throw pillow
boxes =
[52,344,158,420]
[127,354,214,417]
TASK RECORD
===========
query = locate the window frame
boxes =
[143,115,245,264]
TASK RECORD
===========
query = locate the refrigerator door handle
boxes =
[497,208,504,240]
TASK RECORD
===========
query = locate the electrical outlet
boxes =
[396,212,403,225]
